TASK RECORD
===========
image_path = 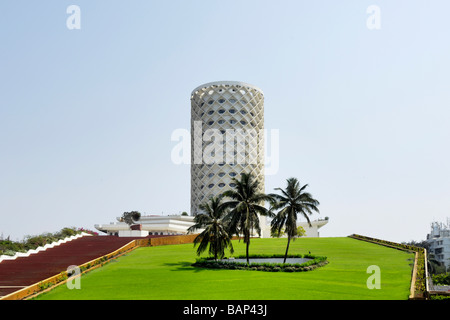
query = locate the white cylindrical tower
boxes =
[190,81,265,215]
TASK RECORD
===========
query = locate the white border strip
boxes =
[0,232,91,263]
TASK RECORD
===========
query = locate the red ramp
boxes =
[0,235,161,298]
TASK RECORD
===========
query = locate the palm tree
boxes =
[270,178,320,263]
[187,195,234,261]
[221,172,273,265]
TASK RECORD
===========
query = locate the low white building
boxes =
[95,215,196,237]
[297,219,329,237]
[95,215,329,238]
[259,216,329,238]
[426,220,450,271]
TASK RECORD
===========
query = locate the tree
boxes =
[221,173,273,265]
[270,178,320,263]
[270,226,305,238]
[271,227,285,238]
[120,211,141,226]
[296,226,306,238]
[187,196,234,260]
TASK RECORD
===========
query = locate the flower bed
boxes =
[193,253,328,272]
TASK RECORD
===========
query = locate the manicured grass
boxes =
[35,237,414,300]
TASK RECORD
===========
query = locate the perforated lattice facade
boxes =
[190,81,265,215]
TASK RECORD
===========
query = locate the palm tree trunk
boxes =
[284,236,291,264]
[243,228,251,265]
[246,234,250,265]
[245,207,250,265]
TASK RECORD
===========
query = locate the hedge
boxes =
[192,253,328,272]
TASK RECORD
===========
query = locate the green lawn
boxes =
[35,237,414,300]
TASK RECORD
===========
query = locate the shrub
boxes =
[77,228,99,236]
[284,267,295,272]
[429,294,450,300]
[432,273,450,285]
[0,227,82,256]
[2,249,17,256]
[0,240,25,255]
[24,235,47,249]
[60,228,77,238]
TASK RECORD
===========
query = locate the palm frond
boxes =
[270,177,320,258]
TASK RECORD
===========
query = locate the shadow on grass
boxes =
[163,261,231,273]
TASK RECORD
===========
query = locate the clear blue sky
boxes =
[1,1,449,242]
